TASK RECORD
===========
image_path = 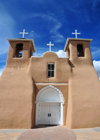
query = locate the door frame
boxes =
[35,85,64,126]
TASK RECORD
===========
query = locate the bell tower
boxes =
[64,38,100,129]
[64,38,93,65]
[6,39,36,67]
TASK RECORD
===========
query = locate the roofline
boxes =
[64,38,93,52]
[7,38,36,52]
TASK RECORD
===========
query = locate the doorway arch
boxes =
[35,85,64,125]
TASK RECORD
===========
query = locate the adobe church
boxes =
[0,36,100,129]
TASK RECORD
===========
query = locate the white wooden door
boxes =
[38,103,50,124]
[49,103,60,125]
[38,103,60,125]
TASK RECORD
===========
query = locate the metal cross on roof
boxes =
[19,29,28,38]
[72,30,81,38]
[47,41,54,51]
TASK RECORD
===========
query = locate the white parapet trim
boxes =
[35,83,68,85]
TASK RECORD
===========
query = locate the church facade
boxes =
[0,38,100,129]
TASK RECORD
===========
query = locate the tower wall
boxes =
[0,39,35,128]
[6,41,33,67]
[65,39,100,128]
[67,65,100,128]
[68,40,93,65]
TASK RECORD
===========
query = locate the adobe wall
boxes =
[0,40,36,128]
[0,50,71,128]
[67,65,100,129]
[66,40,100,129]
[28,51,71,83]
[0,67,34,129]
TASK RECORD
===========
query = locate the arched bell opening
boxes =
[14,43,23,58]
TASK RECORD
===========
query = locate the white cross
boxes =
[19,29,28,38]
[47,41,54,51]
[72,30,81,38]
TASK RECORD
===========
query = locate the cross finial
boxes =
[19,29,28,38]
[47,41,54,51]
[72,30,81,38]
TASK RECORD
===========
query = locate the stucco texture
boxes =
[0,67,34,129]
[66,40,100,129]
[29,51,71,83]
[0,38,100,129]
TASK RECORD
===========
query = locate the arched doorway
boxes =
[35,85,64,125]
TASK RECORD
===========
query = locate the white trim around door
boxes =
[35,85,64,126]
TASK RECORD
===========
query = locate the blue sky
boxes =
[0,0,100,79]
